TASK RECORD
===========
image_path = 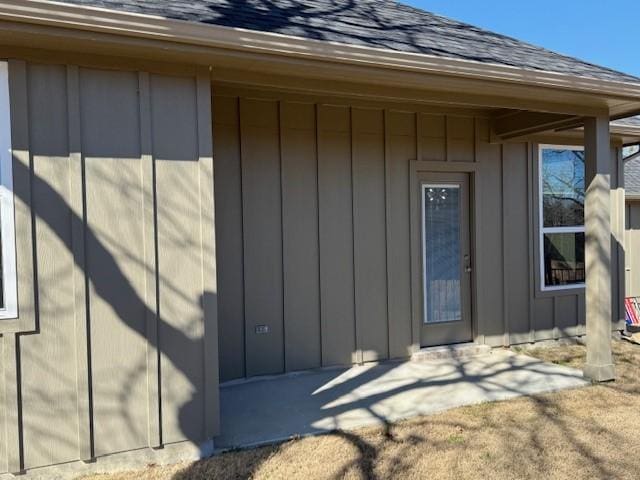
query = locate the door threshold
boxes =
[412,343,491,362]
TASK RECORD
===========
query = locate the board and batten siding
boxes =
[0,61,218,474]
[627,201,640,297]
[213,89,625,382]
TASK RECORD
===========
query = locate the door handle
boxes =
[464,255,472,273]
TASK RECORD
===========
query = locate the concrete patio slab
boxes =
[216,349,588,449]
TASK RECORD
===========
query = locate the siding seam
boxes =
[137,71,161,448]
[236,96,247,379]
[501,145,509,346]
[314,103,323,368]
[4,334,21,473]
[67,64,94,460]
[196,69,219,437]
[527,142,536,343]
[383,109,391,360]
[277,100,286,372]
[349,107,361,364]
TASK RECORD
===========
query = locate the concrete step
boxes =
[411,343,492,362]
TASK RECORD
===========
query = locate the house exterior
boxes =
[621,122,640,297]
[0,0,639,476]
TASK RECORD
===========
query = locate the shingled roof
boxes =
[57,0,640,84]
[627,156,640,196]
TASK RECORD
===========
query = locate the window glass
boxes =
[540,147,585,290]
[543,232,585,287]
[423,185,461,323]
[541,149,584,228]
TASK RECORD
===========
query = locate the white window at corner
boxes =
[539,145,585,291]
[0,62,17,319]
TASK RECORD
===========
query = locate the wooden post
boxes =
[583,115,615,382]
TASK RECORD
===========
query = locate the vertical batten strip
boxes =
[314,103,323,368]
[349,107,362,364]
[473,118,478,163]
[276,100,289,372]
[0,335,6,473]
[196,68,219,438]
[614,147,626,328]
[527,143,536,343]
[552,296,560,340]
[383,110,391,360]
[67,65,93,460]
[409,114,422,352]
[501,145,509,346]
[137,71,161,448]
[3,335,20,473]
[472,117,481,343]
[444,115,449,161]
[236,96,248,379]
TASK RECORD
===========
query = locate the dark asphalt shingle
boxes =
[56,0,640,84]
[627,156,640,196]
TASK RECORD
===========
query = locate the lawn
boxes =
[84,339,640,480]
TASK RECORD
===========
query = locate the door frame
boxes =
[409,161,482,352]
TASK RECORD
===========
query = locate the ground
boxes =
[83,339,640,480]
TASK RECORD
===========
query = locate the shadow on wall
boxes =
[12,150,216,458]
[8,64,625,474]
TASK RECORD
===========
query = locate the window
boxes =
[0,62,17,318]
[539,145,585,291]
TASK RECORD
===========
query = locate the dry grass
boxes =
[83,340,640,480]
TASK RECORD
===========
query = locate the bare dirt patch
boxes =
[82,340,640,480]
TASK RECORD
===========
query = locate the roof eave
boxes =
[3,0,640,106]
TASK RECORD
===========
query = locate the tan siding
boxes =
[213,89,602,379]
[447,116,475,162]
[474,119,504,346]
[280,102,321,371]
[386,111,415,358]
[151,74,206,444]
[502,143,531,344]
[352,108,389,362]
[418,114,446,161]
[317,105,357,366]
[240,98,284,377]
[555,295,579,337]
[81,68,148,456]
[1,62,218,473]
[627,201,640,297]
[0,335,6,473]
[2,335,19,473]
[612,147,625,329]
[20,63,79,468]
[212,97,245,382]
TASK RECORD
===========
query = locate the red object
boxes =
[626,298,640,326]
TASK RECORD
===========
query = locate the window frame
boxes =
[0,61,18,319]
[538,144,586,292]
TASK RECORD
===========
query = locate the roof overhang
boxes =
[611,124,640,145]
[1,0,640,122]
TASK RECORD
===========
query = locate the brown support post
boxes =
[583,115,615,382]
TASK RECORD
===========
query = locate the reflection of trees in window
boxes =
[543,233,585,286]
[542,149,584,227]
[540,147,585,289]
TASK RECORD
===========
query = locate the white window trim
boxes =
[538,144,585,292]
[0,62,18,319]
